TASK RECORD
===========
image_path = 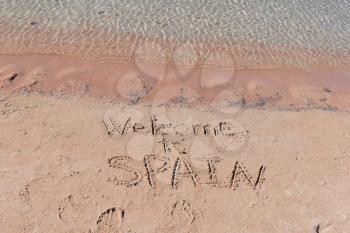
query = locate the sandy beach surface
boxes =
[0,53,350,233]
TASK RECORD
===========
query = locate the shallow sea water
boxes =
[0,0,349,69]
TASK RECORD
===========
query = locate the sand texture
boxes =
[0,54,350,233]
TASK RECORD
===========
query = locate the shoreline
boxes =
[1,1,350,231]
[1,53,350,113]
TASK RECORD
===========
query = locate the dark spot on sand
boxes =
[98,10,105,15]
[7,73,18,82]
[315,224,320,233]
[323,88,332,93]
[30,21,39,26]
[121,209,125,222]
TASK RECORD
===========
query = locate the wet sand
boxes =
[0,53,350,233]
[1,54,350,110]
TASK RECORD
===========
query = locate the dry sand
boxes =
[0,54,350,233]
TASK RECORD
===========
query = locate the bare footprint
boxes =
[153,199,197,233]
[95,207,123,233]
[58,195,86,223]
[19,174,54,206]
[171,199,195,224]
[161,199,196,233]
[116,71,151,104]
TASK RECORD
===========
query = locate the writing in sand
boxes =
[103,111,266,191]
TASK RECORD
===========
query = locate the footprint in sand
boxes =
[19,174,55,206]
[58,195,87,224]
[163,199,195,233]
[117,71,151,104]
[171,200,195,223]
[95,207,123,233]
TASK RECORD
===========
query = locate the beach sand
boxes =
[0,53,350,233]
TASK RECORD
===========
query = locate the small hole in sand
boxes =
[8,73,18,82]
[30,21,39,26]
